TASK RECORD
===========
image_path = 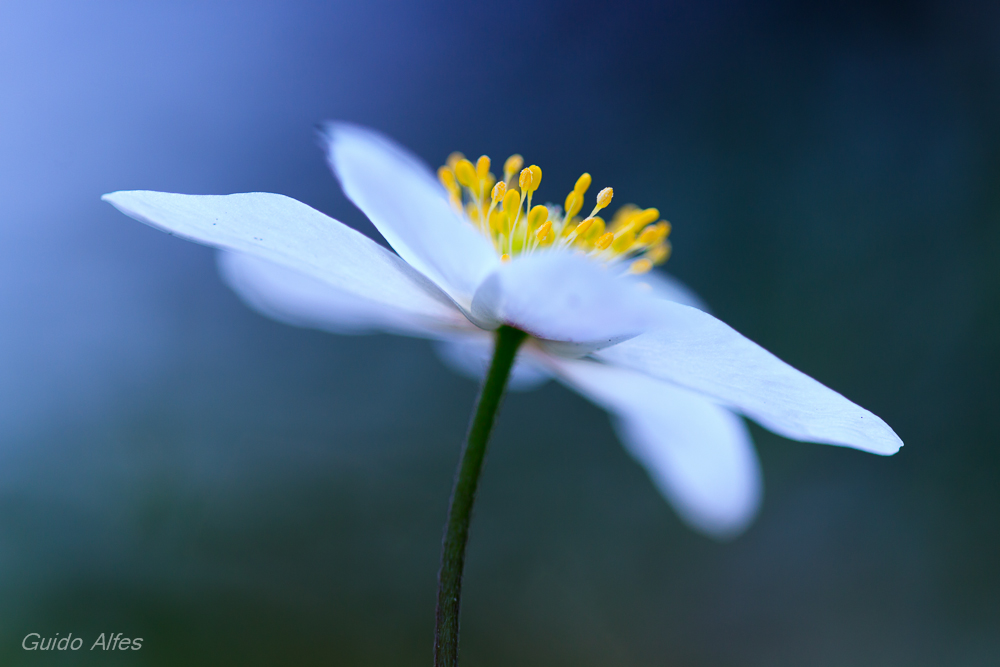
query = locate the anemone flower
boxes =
[104,123,901,666]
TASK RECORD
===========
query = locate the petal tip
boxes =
[101,190,129,205]
[875,433,904,456]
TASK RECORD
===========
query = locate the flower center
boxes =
[438,153,672,274]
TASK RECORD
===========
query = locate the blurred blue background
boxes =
[1,0,998,664]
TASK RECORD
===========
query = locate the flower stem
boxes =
[434,325,527,667]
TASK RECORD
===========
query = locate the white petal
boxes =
[637,270,709,311]
[470,252,663,350]
[324,123,499,306]
[595,300,903,455]
[433,337,551,391]
[102,191,464,328]
[548,357,761,539]
[218,251,475,337]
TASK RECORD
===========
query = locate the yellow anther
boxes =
[502,189,521,217]
[438,166,456,190]
[585,216,605,240]
[647,241,672,264]
[632,207,660,228]
[518,167,533,192]
[637,225,659,246]
[476,155,491,181]
[611,203,638,224]
[490,210,510,234]
[527,204,548,229]
[573,217,593,238]
[504,154,523,181]
[639,221,670,245]
[564,191,583,219]
[535,220,552,242]
[596,187,614,209]
[629,258,653,274]
[492,180,506,203]
[612,230,636,253]
[441,149,672,264]
[529,165,542,190]
[455,158,477,188]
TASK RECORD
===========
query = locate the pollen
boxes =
[439,151,674,268]
[491,181,506,203]
[596,187,613,209]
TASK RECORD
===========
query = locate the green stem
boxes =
[434,325,527,667]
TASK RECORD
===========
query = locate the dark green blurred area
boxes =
[1,0,998,665]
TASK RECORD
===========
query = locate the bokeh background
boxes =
[1,0,998,664]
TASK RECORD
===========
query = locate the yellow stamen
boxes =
[491,180,506,203]
[438,166,462,210]
[623,208,659,234]
[596,187,613,209]
[439,151,672,266]
[588,216,605,238]
[535,220,552,243]
[504,154,523,182]
[564,190,583,221]
[454,158,477,189]
[579,216,605,244]
[490,210,509,234]
[476,155,491,181]
[527,204,548,229]
[573,217,593,238]
[502,189,521,218]
[611,204,638,225]
[647,241,672,264]
[501,253,511,262]
[629,258,653,274]
[518,167,533,192]
[438,166,456,190]
[637,225,659,246]
[638,221,670,246]
[529,165,542,191]
[612,230,636,253]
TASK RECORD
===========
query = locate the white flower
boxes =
[103,123,902,539]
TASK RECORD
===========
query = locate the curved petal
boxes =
[102,191,464,328]
[471,252,664,350]
[433,337,551,391]
[548,357,762,539]
[218,251,475,337]
[595,300,903,455]
[637,270,709,311]
[324,123,499,306]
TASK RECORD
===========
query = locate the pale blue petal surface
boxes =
[549,357,762,538]
[325,123,500,308]
[102,191,463,328]
[596,300,903,455]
